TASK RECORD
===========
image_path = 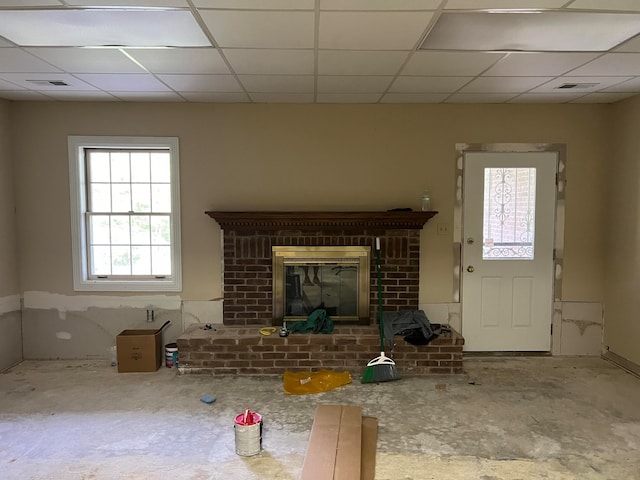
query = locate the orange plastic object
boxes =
[283,370,352,395]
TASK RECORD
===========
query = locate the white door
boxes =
[462,151,557,351]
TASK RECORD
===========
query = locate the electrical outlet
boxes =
[437,223,450,236]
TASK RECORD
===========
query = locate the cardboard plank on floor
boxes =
[300,405,345,480]
[361,416,378,480]
[334,405,363,480]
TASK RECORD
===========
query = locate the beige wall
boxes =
[10,102,609,307]
[0,99,19,297]
[606,96,640,365]
[0,99,23,370]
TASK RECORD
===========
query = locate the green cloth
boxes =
[288,309,334,334]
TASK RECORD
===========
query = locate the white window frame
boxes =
[68,136,182,292]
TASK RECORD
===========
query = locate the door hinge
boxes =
[551,324,553,335]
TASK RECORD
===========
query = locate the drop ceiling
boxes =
[1,0,640,104]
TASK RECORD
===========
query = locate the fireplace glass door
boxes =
[273,246,370,324]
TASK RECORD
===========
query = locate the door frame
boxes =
[454,143,567,350]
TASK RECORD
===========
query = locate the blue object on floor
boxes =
[200,395,216,404]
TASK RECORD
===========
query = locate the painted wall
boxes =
[9,102,609,359]
[0,99,22,370]
[605,96,640,366]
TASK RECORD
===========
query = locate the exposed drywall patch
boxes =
[56,331,72,340]
[23,291,182,312]
[0,294,21,315]
[559,302,603,356]
[182,299,223,329]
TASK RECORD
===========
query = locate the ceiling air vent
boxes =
[556,83,599,89]
[26,80,69,86]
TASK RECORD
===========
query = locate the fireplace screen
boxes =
[272,246,370,325]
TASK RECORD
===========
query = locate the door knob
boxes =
[467,265,475,273]
[467,237,475,244]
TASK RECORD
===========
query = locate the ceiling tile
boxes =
[26,48,143,74]
[484,52,600,76]
[157,74,242,92]
[0,78,27,90]
[318,76,393,93]
[199,11,314,48]
[0,10,210,47]
[0,48,61,73]
[567,0,640,12]
[445,93,517,103]
[421,12,640,51]
[570,92,637,103]
[249,92,314,103]
[0,1,64,5]
[194,0,314,8]
[390,76,473,93]
[0,73,98,90]
[113,91,185,101]
[74,73,170,91]
[181,92,250,102]
[444,0,567,8]
[125,48,229,74]
[223,49,314,75]
[461,76,554,93]
[318,51,408,76]
[530,76,633,93]
[613,36,640,52]
[316,93,383,103]
[380,93,448,103]
[569,53,640,76]
[321,0,441,10]
[66,1,188,6]
[402,52,505,76]
[239,75,314,93]
[602,77,640,92]
[319,11,434,50]
[38,90,119,101]
[508,93,587,103]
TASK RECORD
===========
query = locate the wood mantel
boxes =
[205,210,438,230]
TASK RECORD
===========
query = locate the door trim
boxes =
[453,143,566,322]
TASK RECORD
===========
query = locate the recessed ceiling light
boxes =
[420,12,640,52]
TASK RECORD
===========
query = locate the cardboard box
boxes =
[301,404,378,480]
[116,329,163,373]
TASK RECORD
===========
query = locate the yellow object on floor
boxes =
[283,370,352,395]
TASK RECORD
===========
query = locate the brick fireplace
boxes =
[204,211,437,327]
[176,210,465,376]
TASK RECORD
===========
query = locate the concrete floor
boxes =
[1,357,639,480]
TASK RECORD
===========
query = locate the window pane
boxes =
[130,152,150,182]
[131,215,150,244]
[151,216,170,245]
[483,167,536,260]
[88,153,110,182]
[89,216,110,245]
[131,184,151,212]
[151,184,171,213]
[111,246,131,275]
[89,184,111,212]
[110,152,130,182]
[110,216,130,245]
[152,245,171,275]
[91,246,111,275]
[111,184,131,212]
[150,152,170,183]
[132,246,151,275]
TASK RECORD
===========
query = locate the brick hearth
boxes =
[176,325,464,376]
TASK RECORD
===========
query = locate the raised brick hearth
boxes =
[176,325,464,376]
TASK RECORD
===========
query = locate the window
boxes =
[69,136,181,291]
[482,167,536,260]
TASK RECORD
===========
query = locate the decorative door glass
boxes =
[482,167,537,260]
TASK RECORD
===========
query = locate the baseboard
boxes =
[602,351,640,378]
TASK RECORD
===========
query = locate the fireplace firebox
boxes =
[272,246,370,324]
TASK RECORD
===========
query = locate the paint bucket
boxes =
[234,409,262,456]
[165,342,178,368]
